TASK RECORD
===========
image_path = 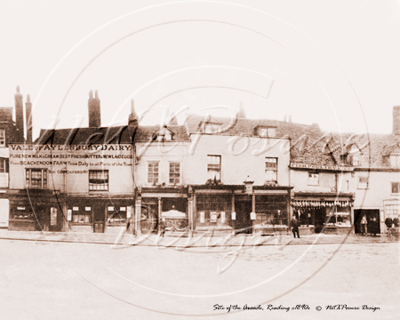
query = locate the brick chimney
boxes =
[393,106,400,135]
[128,100,138,143]
[25,94,32,142]
[14,86,24,142]
[88,90,101,127]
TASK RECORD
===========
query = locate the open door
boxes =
[235,196,252,234]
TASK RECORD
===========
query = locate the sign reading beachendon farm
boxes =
[290,162,353,172]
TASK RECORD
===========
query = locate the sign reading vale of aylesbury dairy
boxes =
[9,144,133,171]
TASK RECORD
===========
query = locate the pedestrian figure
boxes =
[371,216,377,236]
[159,219,166,237]
[290,215,300,238]
[361,215,368,236]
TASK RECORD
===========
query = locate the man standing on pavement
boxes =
[290,215,300,238]
[361,215,368,236]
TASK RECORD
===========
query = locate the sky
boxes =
[1,0,400,139]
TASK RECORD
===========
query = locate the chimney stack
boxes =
[25,94,32,142]
[128,99,138,129]
[288,115,292,123]
[284,115,287,122]
[14,86,24,142]
[88,90,101,127]
[393,106,400,135]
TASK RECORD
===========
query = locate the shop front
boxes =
[8,189,64,232]
[66,196,133,234]
[135,187,189,235]
[292,192,354,234]
[192,185,292,235]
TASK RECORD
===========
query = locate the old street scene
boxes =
[0,87,399,319]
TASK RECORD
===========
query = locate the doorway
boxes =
[354,209,380,234]
[93,203,105,233]
[235,196,252,234]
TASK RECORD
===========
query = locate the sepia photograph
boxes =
[0,0,399,319]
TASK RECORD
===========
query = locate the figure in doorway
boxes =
[371,216,378,236]
[290,215,300,238]
[360,215,368,236]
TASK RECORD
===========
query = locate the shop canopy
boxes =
[292,200,353,208]
[161,209,187,218]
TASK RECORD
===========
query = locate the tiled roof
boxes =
[184,114,279,137]
[135,125,190,142]
[36,124,190,145]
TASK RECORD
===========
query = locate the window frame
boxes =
[147,161,159,185]
[25,168,47,189]
[207,155,221,182]
[390,153,400,168]
[307,172,319,186]
[168,161,181,185]
[88,170,109,191]
[357,176,369,189]
[0,158,8,173]
[0,129,5,147]
[265,157,278,184]
[391,182,400,194]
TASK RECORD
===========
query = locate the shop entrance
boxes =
[235,196,252,234]
[141,198,159,234]
[354,209,380,234]
[93,204,105,233]
[49,206,62,232]
[34,205,48,231]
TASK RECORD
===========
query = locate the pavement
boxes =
[0,228,397,246]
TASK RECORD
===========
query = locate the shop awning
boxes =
[292,200,353,208]
[161,209,187,218]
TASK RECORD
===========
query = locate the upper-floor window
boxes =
[89,170,109,191]
[257,127,276,138]
[390,153,400,167]
[0,129,5,147]
[169,162,180,185]
[265,157,278,184]
[392,182,400,194]
[204,124,222,134]
[156,126,173,142]
[148,161,159,184]
[26,168,47,189]
[307,173,319,186]
[207,155,221,181]
[0,158,8,173]
[358,176,369,189]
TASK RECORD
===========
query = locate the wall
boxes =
[291,170,353,193]
[135,141,190,186]
[353,171,400,209]
[9,144,135,195]
[185,134,290,186]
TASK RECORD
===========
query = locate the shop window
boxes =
[358,176,369,189]
[13,206,33,220]
[391,182,400,194]
[72,206,92,223]
[26,168,47,189]
[207,155,221,181]
[265,157,278,184]
[307,173,319,186]
[390,153,400,167]
[169,162,180,185]
[0,129,5,147]
[89,170,109,191]
[0,158,8,173]
[107,207,127,225]
[148,161,159,184]
[385,204,399,219]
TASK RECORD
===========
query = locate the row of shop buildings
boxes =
[1,88,400,235]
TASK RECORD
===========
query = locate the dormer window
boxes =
[204,123,222,134]
[156,126,173,142]
[257,126,276,138]
[390,153,400,167]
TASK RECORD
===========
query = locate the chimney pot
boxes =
[14,86,24,142]
[25,94,33,142]
[88,90,101,127]
[393,106,400,135]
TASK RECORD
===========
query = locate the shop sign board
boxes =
[290,162,353,171]
[200,211,205,223]
[67,209,72,221]
[50,207,57,226]
[220,211,225,223]
[210,212,217,222]
[231,212,236,220]
[250,212,256,220]
[127,206,132,218]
